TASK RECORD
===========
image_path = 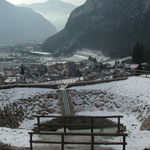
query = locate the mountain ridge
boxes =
[43,0,150,57]
[20,0,76,31]
[0,0,56,44]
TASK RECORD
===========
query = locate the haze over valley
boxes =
[0,0,57,45]
[20,0,76,31]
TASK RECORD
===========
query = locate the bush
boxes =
[0,143,29,150]
[0,143,12,150]
[0,103,24,128]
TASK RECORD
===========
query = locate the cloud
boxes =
[7,0,86,6]
[62,0,86,6]
[7,0,47,5]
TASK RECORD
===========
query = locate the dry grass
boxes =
[0,103,24,128]
[0,143,29,150]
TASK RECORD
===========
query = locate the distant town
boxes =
[0,44,135,86]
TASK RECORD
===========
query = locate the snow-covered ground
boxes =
[71,76,150,120]
[0,87,58,148]
[41,49,110,66]
[77,111,150,150]
[0,111,149,149]
[0,77,150,149]
[0,127,30,147]
[71,76,150,150]
[0,88,54,107]
[73,76,150,105]
[62,49,110,62]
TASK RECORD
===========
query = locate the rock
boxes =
[140,115,150,130]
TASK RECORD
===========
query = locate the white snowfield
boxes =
[72,76,150,105]
[0,77,149,149]
[0,88,54,107]
[0,88,55,147]
[77,111,150,150]
[72,76,150,120]
[0,127,30,147]
[71,76,150,150]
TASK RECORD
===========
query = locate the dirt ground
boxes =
[0,143,29,150]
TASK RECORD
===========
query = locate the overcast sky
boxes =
[7,0,86,6]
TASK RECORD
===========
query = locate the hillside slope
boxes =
[0,0,56,44]
[43,0,150,57]
[21,0,76,31]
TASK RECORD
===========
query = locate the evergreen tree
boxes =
[75,68,82,77]
[20,64,25,75]
[132,42,146,64]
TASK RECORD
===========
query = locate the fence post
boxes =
[123,134,126,150]
[117,117,120,133]
[91,117,94,133]
[64,117,67,133]
[91,134,94,150]
[30,133,33,150]
[37,116,40,132]
[61,134,64,150]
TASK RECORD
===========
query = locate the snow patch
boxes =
[0,88,54,107]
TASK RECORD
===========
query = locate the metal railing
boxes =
[29,131,127,150]
[29,115,127,150]
[34,115,124,133]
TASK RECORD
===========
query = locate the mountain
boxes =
[43,0,150,57]
[21,0,76,31]
[0,0,56,44]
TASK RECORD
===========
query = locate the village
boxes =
[0,44,138,86]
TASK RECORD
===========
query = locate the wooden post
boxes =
[123,134,126,150]
[91,135,94,150]
[117,117,120,133]
[61,134,64,150]
[64,117,66,133]
[91,117,94,133]
[30,133,33,150]
[37,116,40,132]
